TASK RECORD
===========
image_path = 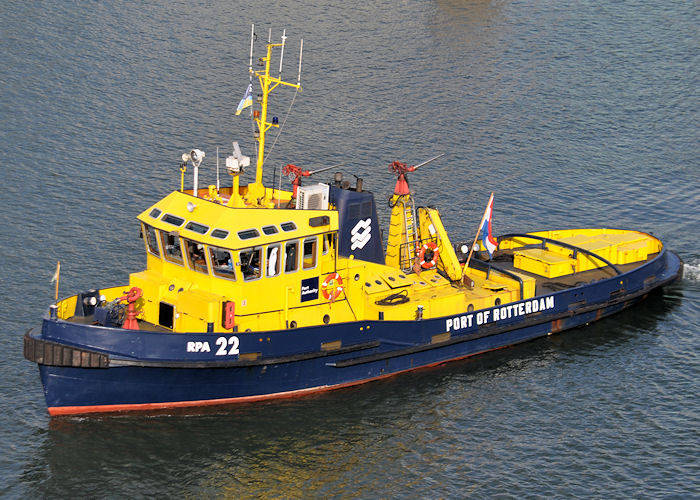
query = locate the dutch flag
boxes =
[478,192,498,259]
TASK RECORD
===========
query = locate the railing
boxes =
[499,233,622,275]
[466,258,526,300]
[399,236,438,273]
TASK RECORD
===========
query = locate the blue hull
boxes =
[29,249,682,415]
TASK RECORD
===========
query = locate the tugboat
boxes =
[25,29,683,416]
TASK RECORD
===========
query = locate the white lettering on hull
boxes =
[446,295,556,332]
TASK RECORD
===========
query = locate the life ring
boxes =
[418,242,439,269]
[321,273,344,302]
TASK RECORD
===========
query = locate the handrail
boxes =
[399,236,438,273]
[468,259,525,300]
[498,233,622,275]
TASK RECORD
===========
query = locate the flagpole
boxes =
[53,261,61,302]
[461,192,494,280]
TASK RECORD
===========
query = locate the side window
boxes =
[284,240,299,273]
[144,224,160,257]
[184,239,208,274]
[160,230,183,265]
[303,237,317,270]
[239,247,262,281]
[209,246,236,280]
[267,244,281,277]
[323,232,335,255]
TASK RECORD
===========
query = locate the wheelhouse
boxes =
[130,190,342,333]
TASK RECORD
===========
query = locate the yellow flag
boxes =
[236,84,253,116]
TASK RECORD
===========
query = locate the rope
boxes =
[375,289,410,306]
[264,88,299,166]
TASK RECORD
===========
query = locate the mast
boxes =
[246,29,303,202]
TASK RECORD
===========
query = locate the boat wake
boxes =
[682,258,700,281]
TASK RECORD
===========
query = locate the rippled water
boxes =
[1,0,698,497]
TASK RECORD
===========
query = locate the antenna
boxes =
[248,24,254,76]
[279,29,286,77]
[216,146,220,191]
[297,39,303,85]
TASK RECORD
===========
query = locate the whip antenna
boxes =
[297,39,304,85]
[216,146,220,190]
[248,24,254,75]
[279,29,286,77]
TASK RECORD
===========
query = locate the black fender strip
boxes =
[24,330,109,368]
[108,340,381,369]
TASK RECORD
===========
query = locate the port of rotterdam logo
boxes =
[350,218,372,250]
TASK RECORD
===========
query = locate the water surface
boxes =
[1,0,698,497]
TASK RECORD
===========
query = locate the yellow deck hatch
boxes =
[513,248,577,278]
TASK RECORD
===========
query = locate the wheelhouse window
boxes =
[185,221,209,235]
[144,224,160,257]
[209,246,236,280]
[284,240,299,273]
[323,233,336,256]
[184,239,208,274]
[303,237,317,270]
[239,247,262,281]
[267,244,281,277]
[160,230,183,265]
[211,229,229,239]
[238,229,260,240]
[162,213,185,227]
